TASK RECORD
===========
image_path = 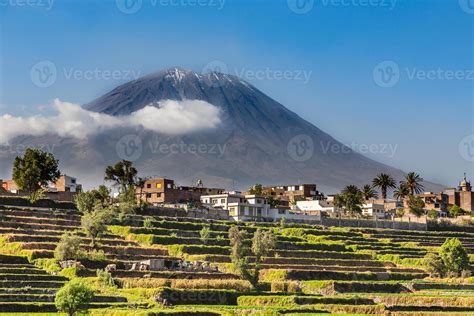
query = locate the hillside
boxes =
[1,204,474,314]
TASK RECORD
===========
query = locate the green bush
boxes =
[54,232,83,261]
[424,238,470,278]
[54,279,94,316]
[97,268,116,288]
[156,287,240,305]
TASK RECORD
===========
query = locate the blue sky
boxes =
[0,0,472,187]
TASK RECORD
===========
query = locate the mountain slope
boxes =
[1,68,442,193]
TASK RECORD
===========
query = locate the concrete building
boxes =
[137,178,224,205]
[362,202,386,219]
[201,192,321,222]
[263,184,324,203]
[1,180,18,193]
[50,175,82,193]
[294,199,340,215]
[443,175,474,213]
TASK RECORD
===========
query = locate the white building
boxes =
[362,202,386,219]
[295,199,340,214]
[201,192,320,222]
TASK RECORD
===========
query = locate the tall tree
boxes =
[12,148,60,192]
[393,182,410,201]
[372,173,396,200]
[362,184,378,200]
[405,172,424,195]
[104,160,137,193]
[249,183,263,195]
[335,185,365,216]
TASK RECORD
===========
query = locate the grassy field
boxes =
[0,205,473,315]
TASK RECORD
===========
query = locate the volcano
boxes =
[0,68,441,193]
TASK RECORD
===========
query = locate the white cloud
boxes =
[0,99,221,143]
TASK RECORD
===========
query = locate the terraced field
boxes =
[1,205,474,315]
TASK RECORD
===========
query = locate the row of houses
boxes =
[2,173,473,222]
[1,175,82,201]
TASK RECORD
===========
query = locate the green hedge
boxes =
[167,245,230,256]
[156,287,240,305]
[236,295,374,307]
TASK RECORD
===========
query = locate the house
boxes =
[1,180,18,193]
[137,178,224,205]
[50,175,82,193]
[201,192,321,222]
[415,192,448,213]
[362,202,386,219]
[294,199,340,215]
[443,175,474,213]
[263,184,324,203]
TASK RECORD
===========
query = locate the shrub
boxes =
[81,205,112,247]
[200,226,211,245]
[439,237,470,277]
[74,191,98,214]
[97,269,116,288]
[423,238,470,278]
[55,279,94,316]
[143,216,154,228]
[54,232,83,261]
[424,252,446,277]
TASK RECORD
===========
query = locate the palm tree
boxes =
[342,185,361,195]
[393,182,410,201]
[362,184,378,200]
[372,173,396,200]
[405,172,424,195]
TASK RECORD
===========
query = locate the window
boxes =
[256,199,262,204]
[146,193,152,198]
[167,184,172,189]
[147,184,151,188]
[278,209,286,214]
[157,193,161,197]
[156,183,162,189]
[212,199,218,204]
[221,199,226,204]
[71,179,76,184]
